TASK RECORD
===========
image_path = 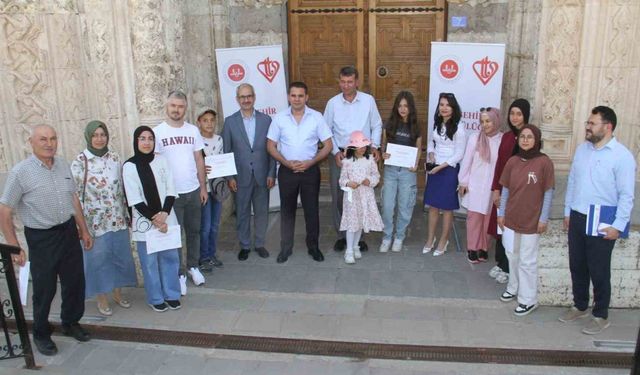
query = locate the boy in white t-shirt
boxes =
[196,108,225,272]
[154,90,208,294]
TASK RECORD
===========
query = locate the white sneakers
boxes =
[391,239,403,252]
[344,249,355,264]
[489,265,509,284]
[380,238,403,253]
[488,266,502,278]
[188,267,205,286]
[179,275,187,296]
[354,245,362,259]
[379,239,391,253]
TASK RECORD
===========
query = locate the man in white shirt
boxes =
[154,90,208,292]
[267,82,333,264]
[324,66,383,252]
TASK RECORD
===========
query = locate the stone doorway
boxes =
[287,0,447,187]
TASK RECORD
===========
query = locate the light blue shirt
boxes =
[324,91,383,154]
[267,106,333,161]
[242,111,256,148]
[564,137,636,232]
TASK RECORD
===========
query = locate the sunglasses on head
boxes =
[479,107,493,112]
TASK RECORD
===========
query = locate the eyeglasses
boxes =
[237,94,255,100]
[479,107,493,112]
[584,121,607,127]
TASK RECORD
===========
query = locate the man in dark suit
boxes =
[222,83,276,260]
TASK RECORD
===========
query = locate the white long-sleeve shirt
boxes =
[427,123,467,166]
[324,91,383,154]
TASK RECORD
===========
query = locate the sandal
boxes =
[432,241,449,257]
[113,296,131,309]
[97,303,113,316]
[422,238,436,254]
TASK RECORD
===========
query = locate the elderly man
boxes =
[267,81,333,264]
[222,83,276,261]
[560,106,636,334]
[324,66,382,252]
[154,90,208,293]
[0,125,93,356]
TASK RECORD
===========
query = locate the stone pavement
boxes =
[1,202,638,374]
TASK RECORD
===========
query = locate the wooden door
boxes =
[288,0,447,186]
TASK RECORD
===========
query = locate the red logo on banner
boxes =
[472,57,499,85]
[439,59,459,80]
[257,57,280,83]
[227,64,245,82]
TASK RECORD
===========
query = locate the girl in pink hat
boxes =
[339,131,384,264]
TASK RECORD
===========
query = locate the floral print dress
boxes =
[339,157,384,233]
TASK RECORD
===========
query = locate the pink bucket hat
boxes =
[347,130,371,148]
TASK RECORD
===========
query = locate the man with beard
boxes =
[154,90,208,294]
[559,106,636,335]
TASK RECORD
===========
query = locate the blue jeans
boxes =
[135,242,181,305]
[381,165,417,241]
[83,229,136,299]
[200,192,222,262]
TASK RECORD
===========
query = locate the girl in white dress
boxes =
[339,131,384,264]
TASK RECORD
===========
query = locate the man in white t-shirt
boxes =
[154,90,208,293]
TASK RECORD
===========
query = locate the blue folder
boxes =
[586,204,630,239]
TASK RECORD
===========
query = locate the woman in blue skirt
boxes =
[423,93,466,256]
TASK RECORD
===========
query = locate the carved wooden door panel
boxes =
[288,0,446,187]
[368,0,446,188]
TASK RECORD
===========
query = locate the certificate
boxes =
[145,225,182,254]
[206,153,238,179]
[383,143,418,169]
[19,261,30,306]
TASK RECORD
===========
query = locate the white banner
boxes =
[428,42,506,134]
[215,45,288,119]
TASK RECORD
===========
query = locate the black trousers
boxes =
[494,240,509,273]
[24,217,85,339]
[568,210,615,319]
[278,164,320,256]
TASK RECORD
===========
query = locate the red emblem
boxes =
[227,64,245,82]
[257,57,280,83]
[472,57,499,85]
[439,59,459,80]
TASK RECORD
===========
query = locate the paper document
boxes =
[19,261,30,306]
[383,143,418,169]
[206,153,238,179]
[145,225,182,254]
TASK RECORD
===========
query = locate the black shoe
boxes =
[255,247,270,258]
[276,252,289,263]
[478,250,488,262]
[210,256,224,268]
[149,302,169,312]
[467,251,479,264]
[33,336,58,356]
[333,238,346,252]
[308,248,324,262]
[165,300,181,310]
[358,240,368,252]
[199,260,213,274]
[238,249,250,261]
[62,323,91,342]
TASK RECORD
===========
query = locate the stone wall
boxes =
[0,0,638,307]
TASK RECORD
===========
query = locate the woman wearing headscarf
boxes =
[488,99,531,283]
[122,126,181,312]
[458,108,503,264]
[497,124,554,316]
[71,121,137,316]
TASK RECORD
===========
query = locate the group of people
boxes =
[0,66,635,357]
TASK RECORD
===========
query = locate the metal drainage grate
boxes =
[8,321,634,369]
